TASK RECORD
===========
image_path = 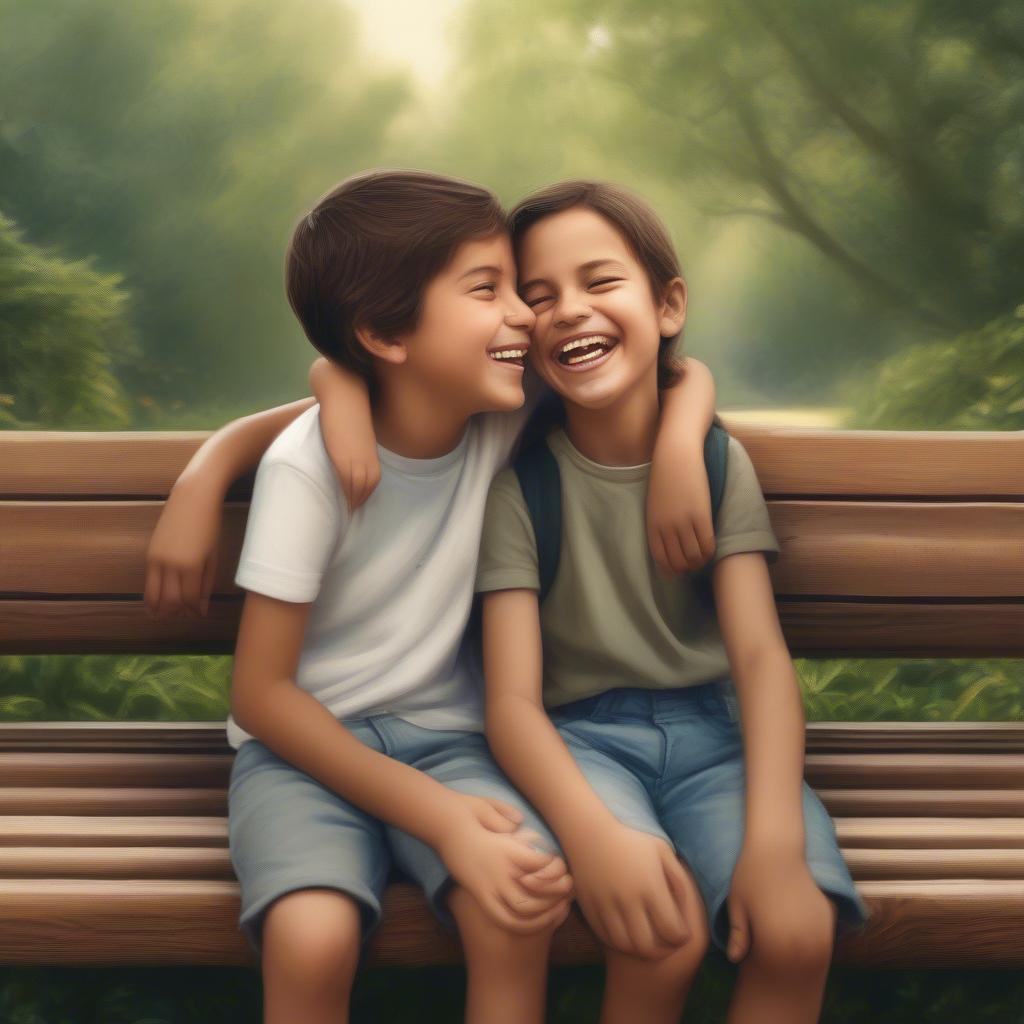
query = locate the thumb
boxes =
[726,896,750,962]
[476,798,521,832]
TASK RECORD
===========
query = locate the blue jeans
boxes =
[227,714,559,958]
[548,679,871,955]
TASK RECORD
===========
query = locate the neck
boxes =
[372,373,471,459]
[563,373,660,467]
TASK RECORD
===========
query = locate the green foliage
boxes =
[0,0,411,412]
[840,305,1024,429]
[0,211,135,428]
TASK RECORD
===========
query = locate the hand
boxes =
[313,360,381,513]
[566,823,693,959]
[646,440,715,576]
[725,844,829,963]
[437,794,574,935]
[144,474,223,618]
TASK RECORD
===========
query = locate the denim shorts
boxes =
[227,714,559,959]
[548,679,872,955]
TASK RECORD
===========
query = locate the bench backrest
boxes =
[1,423,1022,657]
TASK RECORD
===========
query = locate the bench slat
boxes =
[3,720,1020,754]
[2,845,1020,880]
[2,750,1019,790]
[3,815,1019,848]
[5,500,1022,598]
[3,599,1022,656]
[3,427,1021,499]
[1,785,1019,818]
[0,878,1020,967]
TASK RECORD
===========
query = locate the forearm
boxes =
[657,356,716,452]
[180,398,317,495]
[234,680,461,849]
[734,650,808,854]
[486,693,618,854]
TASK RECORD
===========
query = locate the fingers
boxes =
[486,798,525,826]
[498,879,566,919]
[180,560,203,618]
[726,896,750,962]
[159,569,183,619]
[506,840,557,875]
[200,555,216,616]
[518,868,573,900]
[648,519,670,575]
[482,891,570,935]
[656,853,693,946]
[144,563,161,618]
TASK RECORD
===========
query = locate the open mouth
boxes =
[555,334,617,368]
[488,346,527,368]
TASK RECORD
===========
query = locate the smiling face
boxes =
[516,206,685,411]
[397,231,535,414]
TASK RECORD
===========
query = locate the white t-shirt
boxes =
[225,399,534,750]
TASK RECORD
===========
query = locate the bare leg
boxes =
[260,887,364,1024]
[725,892,837,1024]
[447,884,566,1024]
[599,857,710,1024]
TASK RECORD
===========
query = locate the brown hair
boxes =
[508,180,685,390]
[285,169,507,397]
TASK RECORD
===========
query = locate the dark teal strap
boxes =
[513,439,563,604]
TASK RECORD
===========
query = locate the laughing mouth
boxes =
[488,346,527,367]
[556,335,617,367]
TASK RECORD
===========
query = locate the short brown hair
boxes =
[285,169,507,396]
[509,180,685,390]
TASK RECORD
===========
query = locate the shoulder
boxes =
[724,434,763,488]
[255,405,344,514]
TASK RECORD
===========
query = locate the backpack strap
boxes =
[513,437,563,605]
[512,422,731,607]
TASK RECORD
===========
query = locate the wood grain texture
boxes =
[0,879,1020,967]
[3,426,1022,498]
[4,500,1021,597]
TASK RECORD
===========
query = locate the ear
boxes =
[354,324,407,365]
[657,278,687,337]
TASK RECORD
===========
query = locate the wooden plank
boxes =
[842,847,1024,879]
[0,846,233,879]
[3,814,1020,850]
[1,746,1021,791]
[2,599,1022,656]
[816,789,1024,817]
[1,844,1019,882]
[2,720,1021,755]
[0,787,229,815]
[0,879,1020,967]
[1,785,1020,818]
[5,500,1022,598]
[835,818,1024,848]
[804,753,1024,789]
[3,427,1022,499]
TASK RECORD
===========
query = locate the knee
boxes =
[261,888,363,988]
[447,885,564,952]
[748,893,836,975]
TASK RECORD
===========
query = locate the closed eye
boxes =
[590,277,622,288]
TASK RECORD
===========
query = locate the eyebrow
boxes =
[458,264,504,281]
[519,258,625,292]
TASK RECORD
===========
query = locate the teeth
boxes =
[558,335,609,356]
[567,348,607,365]
[490,349,526,360]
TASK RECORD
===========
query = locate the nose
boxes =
[504,294,536,331]
[553,290,591,328]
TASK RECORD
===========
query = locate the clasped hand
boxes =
[438,794,574,935]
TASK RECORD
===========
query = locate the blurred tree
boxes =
[0,211,135,428]
[0,0,410,414]
[441,0,1024,424]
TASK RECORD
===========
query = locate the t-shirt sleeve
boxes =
[234,456,344,603]
[475,468,540,593]
[710,437,781,565]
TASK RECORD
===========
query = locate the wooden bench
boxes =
[1,422,1022,969]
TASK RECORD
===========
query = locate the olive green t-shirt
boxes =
[474,428,781,709]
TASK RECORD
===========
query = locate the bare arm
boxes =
[232,590,570,932]
[145,396,317,617]
[712,551,805,853]
[648,356,718,575]
[309,356,380,511]
[482,588,692,957]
